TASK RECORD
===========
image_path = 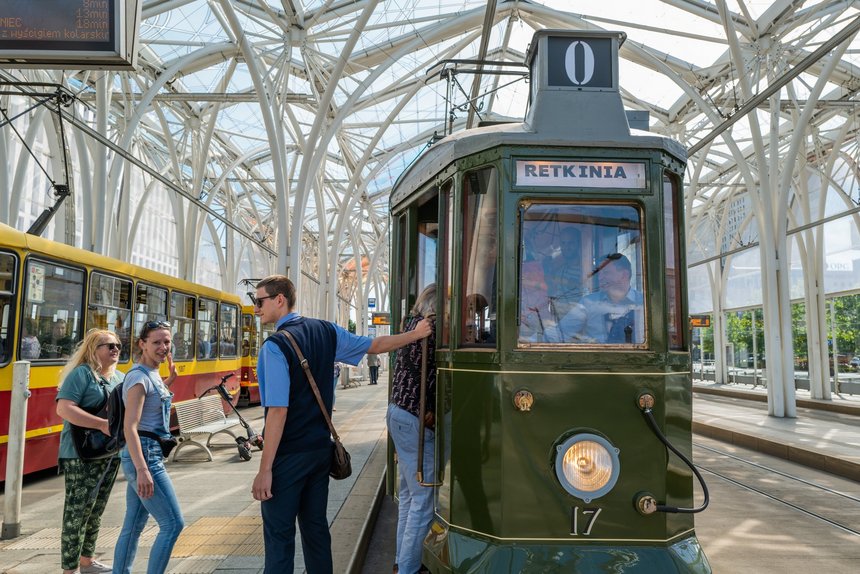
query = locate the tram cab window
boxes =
[23,260,84,360]
[170,292,196,361]
[0,253,17,364]
[518,203,645,346]
[219,303,239,358]
[197,298,218,359]
[461,167,498,347]
[87,272,132,362]
[134,283,168,347]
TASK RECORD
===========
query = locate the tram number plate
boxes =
[570,507,602,536]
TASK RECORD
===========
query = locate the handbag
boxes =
[140,430,178,458]
[280,330,352,480]
[69,377,122,461]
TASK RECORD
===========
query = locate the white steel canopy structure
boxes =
[1,1,860,416]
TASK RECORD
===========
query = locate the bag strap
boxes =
[278,329,341,442]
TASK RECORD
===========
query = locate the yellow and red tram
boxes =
[237,305,274,407]
[0,222,242,480]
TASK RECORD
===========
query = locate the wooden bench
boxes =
[171,394,240,462]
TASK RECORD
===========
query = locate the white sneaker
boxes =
[80,559,112,574]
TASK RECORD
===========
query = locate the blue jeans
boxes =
[387,404,435,574]
[113,437,185,574]
[261,445,333,574]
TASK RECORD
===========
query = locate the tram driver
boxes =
[549,253,644,344]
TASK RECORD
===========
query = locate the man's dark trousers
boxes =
[370,366,379,384]
[261,445,333,573]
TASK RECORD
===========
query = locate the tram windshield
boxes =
[518,203,645,346]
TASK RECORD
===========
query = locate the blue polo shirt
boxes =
[258,313,371,407]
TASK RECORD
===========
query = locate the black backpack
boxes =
[69,377,126,461]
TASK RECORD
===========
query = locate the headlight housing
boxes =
[554,433,620,502]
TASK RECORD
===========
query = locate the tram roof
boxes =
[0,222,239,303]
[392,118,687,207]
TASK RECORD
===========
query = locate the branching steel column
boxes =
[688,13,860,156]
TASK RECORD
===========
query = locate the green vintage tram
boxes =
[388,30,711,573]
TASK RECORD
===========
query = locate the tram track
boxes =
[693,441,860,537]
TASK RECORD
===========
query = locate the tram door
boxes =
[390,183,442,495]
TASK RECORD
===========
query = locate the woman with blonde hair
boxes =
[55,329,125,574]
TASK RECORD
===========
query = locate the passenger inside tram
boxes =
[553,253,644,344]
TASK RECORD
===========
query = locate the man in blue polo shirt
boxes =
[250,274,431,574]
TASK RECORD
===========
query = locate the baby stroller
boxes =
[202,373,264,461]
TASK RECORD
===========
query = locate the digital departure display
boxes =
[0,0,139,69]
[0,1,114,51]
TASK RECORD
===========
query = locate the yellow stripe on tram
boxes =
[0,424,64,445]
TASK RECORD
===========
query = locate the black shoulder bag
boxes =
[280,330,352,480]
[69,373,120,461]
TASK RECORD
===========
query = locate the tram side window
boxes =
[518,203,645,346]
[460,167,498,347]
[219,303,238,358]
[134,283,168,346]
[439,181,454,348]
[23,260,84,360]
[664,172,684,350]
[170,292,196,361]
[87,272,132,362]
[197,298,218,359]
[0,253,17,364]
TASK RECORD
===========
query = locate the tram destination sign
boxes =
[0,0,140,69]
[515,160,646,189]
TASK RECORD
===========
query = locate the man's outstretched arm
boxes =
[367,318,432,354]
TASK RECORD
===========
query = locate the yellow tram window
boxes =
[22,259,85,360]
[197,298,218,359]
[87,272,133,362]
[134,283,168,342]
[170,292,196,361]
[518,203,645,346]
[0,252,17,364]
[219,303,239,358]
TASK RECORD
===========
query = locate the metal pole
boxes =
[831,299,840,396]
[752,309,758,387]
[2,361,31,540]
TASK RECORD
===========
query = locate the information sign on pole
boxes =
[368,298,376,309]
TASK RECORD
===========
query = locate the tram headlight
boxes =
[554,433,620,502]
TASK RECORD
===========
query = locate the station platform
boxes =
[3,379,858,574]
[0,381,390,574]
